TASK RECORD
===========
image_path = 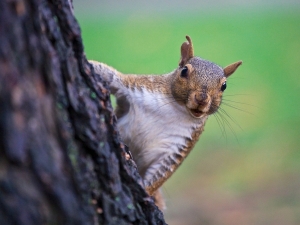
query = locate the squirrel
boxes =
[89,36,242,209]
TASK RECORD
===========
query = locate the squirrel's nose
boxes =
[194,93,208,106]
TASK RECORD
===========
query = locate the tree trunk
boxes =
[0,0,166,224]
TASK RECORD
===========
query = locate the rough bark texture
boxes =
[0,0,166,224]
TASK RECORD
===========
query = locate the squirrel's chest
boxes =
[116,88,205,167]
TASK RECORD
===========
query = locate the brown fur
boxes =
[119,73,172,94]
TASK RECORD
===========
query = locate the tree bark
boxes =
[0,0,166,224]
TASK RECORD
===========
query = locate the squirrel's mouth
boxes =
[188,108,204,118]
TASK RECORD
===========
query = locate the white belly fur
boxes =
[116,87,207,179]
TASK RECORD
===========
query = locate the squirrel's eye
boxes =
[221,81,227,92]
[180,66,188,78]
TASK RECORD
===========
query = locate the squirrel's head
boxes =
[171,36,242,118]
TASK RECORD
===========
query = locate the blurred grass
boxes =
[75,4,300,225]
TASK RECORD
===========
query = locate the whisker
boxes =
[224,93,255,97]
[218,107,243,131]
[211,103,229,140]
[213,113,227,140]
[210,101,243,142]
[222,99,261,110]
[221,102,255,116]
[216,110,240,143]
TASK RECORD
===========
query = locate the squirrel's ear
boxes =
[179,35,194,67]
[224,61,242,77]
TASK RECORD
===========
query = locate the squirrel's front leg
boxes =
[89,60,124,94]
[89,60,131,119]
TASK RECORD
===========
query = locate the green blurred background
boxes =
[73,1,300,224]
